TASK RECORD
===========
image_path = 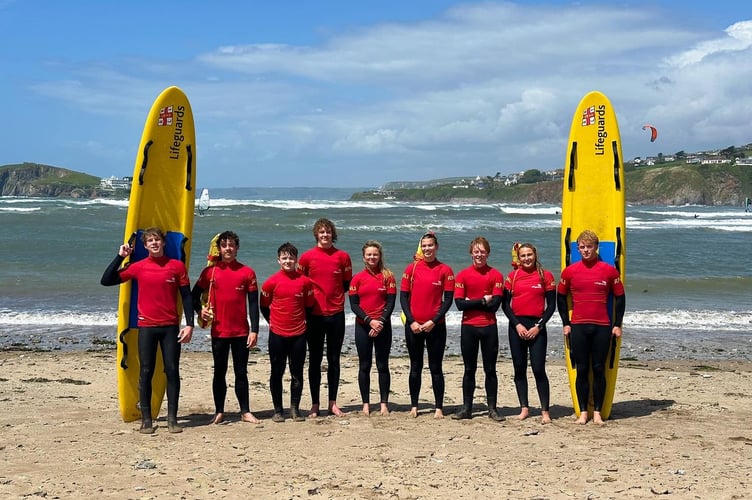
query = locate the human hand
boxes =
[247,332,258,348]
[178,326,193,343]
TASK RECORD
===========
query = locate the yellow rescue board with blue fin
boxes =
[116,86,197,422]
[560,90,626,420]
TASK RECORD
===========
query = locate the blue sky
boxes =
[1,1,750,188]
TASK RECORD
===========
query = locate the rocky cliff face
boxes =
[0,164,101,198]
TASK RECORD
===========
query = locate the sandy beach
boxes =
[1,350,751,499]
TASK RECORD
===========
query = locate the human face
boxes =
[316,226,333,249]
[278,252,297,272]
[363,246,381,271]
[219,239,238,263]
[517,246,536,270]
[577,240,598,262]
[420,237,437,262]
[470,244,488,268]
[144,235,164,258]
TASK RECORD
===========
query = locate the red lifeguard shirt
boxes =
[504,267,556,317]
[196,260,257,338]
[558,259,624,326]
[454,264,504,327]
[298,246,352,316]
[119,255,190,327]
[348,269,397,325]
[400,259,455,324]
[260,270,315,336]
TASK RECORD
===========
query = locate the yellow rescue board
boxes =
[560,91,626,420]
[116,86,197,422]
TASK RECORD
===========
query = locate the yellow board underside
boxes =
[116,86,196,422]
[560,90,626,420]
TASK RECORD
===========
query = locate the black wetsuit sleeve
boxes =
[432,290,454,324]
[501,289,520,327]
[539,289,557,327]
[191,283,205,314]
[613,294,626,328]
[485,294,502,313]
[454,297,485,311]
[247,290,260,332]
[100,255,125,286]
[260,305,270,324]
[400,290,414,325]
[381,294,396,323]
[349,293,368,322]
[179,285,194,327]
[557,292,571,327]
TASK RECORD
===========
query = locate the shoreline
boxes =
[2,350,752,498]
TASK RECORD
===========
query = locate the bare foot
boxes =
[541,411,552,424]
[241,412,260,424]
[210,413,225,425]
[380,403,389,416]
[308,404,320,418]
[328,401,345,417]
[518,407,530,420]
[434,408,444,419]
[362,403,370,416]
[575,413,589,425]
[409,407,418,418]
[592,411,605,425]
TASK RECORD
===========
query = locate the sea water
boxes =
[1,188,750,361]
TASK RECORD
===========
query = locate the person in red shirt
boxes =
[452,237,505,422]
[502,242,556,424]
[101,227,194,434]
[298,218,352,417]
[260,242,315,423]
[192,231,260,425]
[348,240,397,416]
[557,230,625,425]
[400,232,454,419]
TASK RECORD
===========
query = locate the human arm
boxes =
[399,290,414,325]
[247,290,260,347]
[612,293,625,337]
[557,291,571,335]
[101,243,135,286]
[430,290,454,326]
[190,283,205,315]
[177,284,194,343]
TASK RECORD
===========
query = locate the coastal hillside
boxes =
[0,163,102,198]
[351,157,752,206]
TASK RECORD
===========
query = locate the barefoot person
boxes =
[260,243,315,423]
[452,237,505,422]
[557,230,625,425]
[192,231,261,425]
[100,227,194,434]
[348,240,397,416]
[298,218,352,417]
[400,231,455,419]
[502,242,556,424]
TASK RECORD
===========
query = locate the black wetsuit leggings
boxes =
[268,331,307,413]
[508,316,550,410]
[569,323,611,412]
[354,321,392,404]
[211,336,251,414]
[404,323,447,409]
[459,323,499,409]
[306,312,345,405]
[138,325,181,420]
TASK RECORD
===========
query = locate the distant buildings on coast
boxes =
[99,176,132,191]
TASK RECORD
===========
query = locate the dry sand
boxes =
[1,350,751,499]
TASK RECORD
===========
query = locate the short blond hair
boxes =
[576,230,599,246]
